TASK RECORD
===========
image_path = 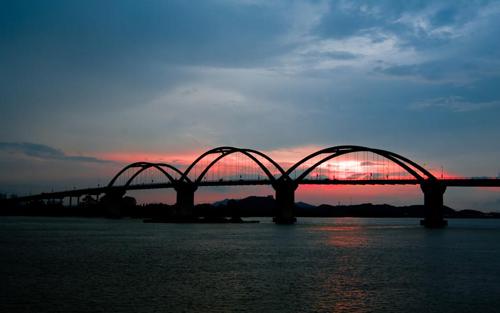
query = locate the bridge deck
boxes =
[9,178,500,201]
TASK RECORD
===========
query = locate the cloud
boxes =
[0,142,112,163]
[360,161,380,167]
[281,29,423,74]
[411,96,500,112]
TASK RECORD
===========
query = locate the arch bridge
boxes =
[14,145,500,228]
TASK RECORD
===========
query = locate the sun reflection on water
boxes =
[313,221,369,248]
[310,221,374,312]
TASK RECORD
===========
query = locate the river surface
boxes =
[1,217,500,313]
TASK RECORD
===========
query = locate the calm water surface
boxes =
[1,217,500,313]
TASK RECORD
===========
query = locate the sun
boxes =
[313,159,366,180]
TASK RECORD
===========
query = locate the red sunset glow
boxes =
[98,145,461,205]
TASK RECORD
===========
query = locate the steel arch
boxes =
[181,146,287,184]
[107,162,187,188]
[285,145,436,183]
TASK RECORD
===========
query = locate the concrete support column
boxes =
[101,189,126,218]
[175,183,197,219]
[273,180,298,224]
[420,182,447,228]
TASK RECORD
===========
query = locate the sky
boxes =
[1,0,500,210]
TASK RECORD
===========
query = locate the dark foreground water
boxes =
[1,217,500,313]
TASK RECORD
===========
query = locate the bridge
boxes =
[9,145,500,228]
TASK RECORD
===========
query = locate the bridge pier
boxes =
[101,189,126,218]
[273,181,298,224]
[175,183,197,219]
[420,182,447,228]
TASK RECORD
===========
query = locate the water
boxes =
[1,217,500,313]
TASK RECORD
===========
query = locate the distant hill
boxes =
[205,195,500,219]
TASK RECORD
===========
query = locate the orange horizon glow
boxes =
[95,145,482,205]
[95,146,469,183]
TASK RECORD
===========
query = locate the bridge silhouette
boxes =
[11,145,500,228]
